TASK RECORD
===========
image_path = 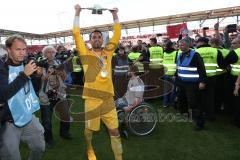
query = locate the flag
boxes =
[166,23,188,39]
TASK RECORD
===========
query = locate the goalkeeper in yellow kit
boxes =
[72,4,122,160]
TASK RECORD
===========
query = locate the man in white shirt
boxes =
[116,65,144,112]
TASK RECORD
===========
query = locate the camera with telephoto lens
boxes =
[24,56,49,68]
[46,64,60,101]
[55,51,71,62]
[227,24,237,33]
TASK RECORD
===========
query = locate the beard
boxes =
[91,41,102,49]
[92,45,102,49]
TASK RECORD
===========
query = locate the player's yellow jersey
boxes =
[73,23,121,99]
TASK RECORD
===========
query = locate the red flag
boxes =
[166,23,188,39]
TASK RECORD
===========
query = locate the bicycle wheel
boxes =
[127,103,157,136]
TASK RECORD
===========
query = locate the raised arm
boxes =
[214,22,223,43]
[72,4,88,56]
[223,26,231,49]
[105,8,121,53]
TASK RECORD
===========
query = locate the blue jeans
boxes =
[64,72,73,85]
[115,98,128,110]
[162,75,177,106]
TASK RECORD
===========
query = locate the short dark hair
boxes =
[131,45,139,52]
[129,64,139,74]
[5,34,27,48]
[165,40,173,49]
[118,46,125,51]
[56,44,66,52]
[150,37,157,44]
[209,38,221,47]
[196,37,209,44]
[89,30,103,40]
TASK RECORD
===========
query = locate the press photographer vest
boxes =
[8,64,40,127]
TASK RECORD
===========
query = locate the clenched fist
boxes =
[74,4,81,16]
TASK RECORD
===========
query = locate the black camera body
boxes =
[35,57,48,68]
[55,51,70,62]
[227,24,237,33]
[203,27,209,30]
[24,56,49,68]
[47,89,58,101]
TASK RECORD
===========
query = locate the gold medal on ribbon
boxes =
[101,70,108,78]
[92,50,108,78]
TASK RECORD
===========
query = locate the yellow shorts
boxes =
[84,97,119,131]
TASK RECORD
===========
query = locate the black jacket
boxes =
[224,50,239,65]
[0,56,30,123]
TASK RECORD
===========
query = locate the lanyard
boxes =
[91,49,108,78]
[91,49,106,68]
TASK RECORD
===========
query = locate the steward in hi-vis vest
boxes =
[177,38,207,131]
[128,45,144,73]
[224,37,240,127]
[196,37,225,121]
[162,40,178,107]
[149,37,163,69]
[209,37,229,113]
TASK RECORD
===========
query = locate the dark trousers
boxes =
[113,75,128,99]
[71,71,84,86]
[214,73,228,113]
[0,122,5,148]
[200,77,216,121]
[40,104,53,143]
[178,82,204,127]
[225,74,237,114]
[40,99,70,143]
[234,93,240,125]
[225,75,239,125]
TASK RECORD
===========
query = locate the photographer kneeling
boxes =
[39,45,72,149]
[0,35,45,160]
